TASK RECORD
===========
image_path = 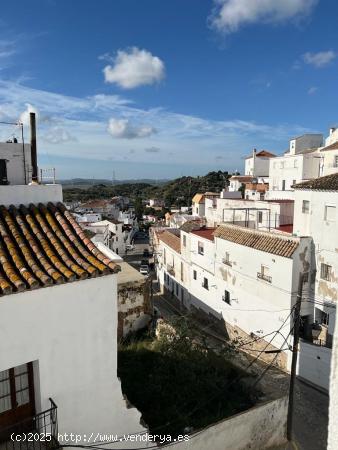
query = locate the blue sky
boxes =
[0,0,337,179]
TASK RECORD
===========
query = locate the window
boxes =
[163,248,166,265]
[302,200,310,214]
[258,265,272,283]
[282,180,286,191]
[292,180,296,187]
[321,263,332,281]
[198,241,204,255]
[258,211,263,224]
[116,236,118,242]
[222,290,231,305]
[223,252,232,266]
[202,277,209,290]
[334,155,338,168]
[193,270,197,280]
[180,262,184,282]
[325,205,336,222]
[294,160,298,168]
[183,235,186,247]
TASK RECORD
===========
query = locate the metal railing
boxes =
[257,272,272,283]
[0,398,58,450]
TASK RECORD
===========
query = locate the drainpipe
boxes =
[30,112,38,183]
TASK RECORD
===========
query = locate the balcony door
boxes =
[0,362,35,437]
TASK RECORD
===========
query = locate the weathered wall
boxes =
[328,309,338,450]
[118,280,152,339]
[167,396,288,450]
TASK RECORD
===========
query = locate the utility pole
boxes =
[287,272,305,441]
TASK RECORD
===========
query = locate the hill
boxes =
[63,171,233,207]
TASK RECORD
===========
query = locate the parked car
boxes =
[143,248,150,257]
[125,244,135,251]
[139,265,150,275]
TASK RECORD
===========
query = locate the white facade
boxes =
[293,189,337,340]
[155,226,312,371]
[267,152,321,200]
[205,196,294,231]
[289,134,323,155]
[245,150,274,177]
[0,142,32,185]
[86,220,128,255]
[0,275,145,440]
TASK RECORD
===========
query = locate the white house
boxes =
[244,149,276,177]
[0,144,145,443]
[204,196,294,231]
[84,219,129,256]
[266,134,323,201]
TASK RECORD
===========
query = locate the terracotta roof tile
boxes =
[320,141,338,152]
[293,173,338,191]
[159,230,181,254]
[0,202,120,296]
[213,224,299,258]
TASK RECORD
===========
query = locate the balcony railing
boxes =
[257,272,272,283]
[1,398,58,450]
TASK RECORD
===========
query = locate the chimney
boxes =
[330,127,337,136]
[30,112,38,183]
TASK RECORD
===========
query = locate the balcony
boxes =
[0,398,58,450]
[257,272,272,283]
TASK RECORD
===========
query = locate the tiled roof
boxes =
[293,173,338,191]
[159,230,181,254]
[230,175,253,182]
[0,202,119,296]
[320,141,338,152]
[256,150,276,158]
[191,228,215,242]
[214,224,299,258]
[180,220,204,233]
[192,193,205,204]
[80,200,109,208]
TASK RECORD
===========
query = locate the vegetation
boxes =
[118,317,256,439]
[63,171,234,207]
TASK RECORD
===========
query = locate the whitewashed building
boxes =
[0,175,145,443]
[154,223,312,371]
[267,134,323,200]
[244,149,276,177]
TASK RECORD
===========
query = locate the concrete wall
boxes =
[167,396,288,450]
[0,142,32,185]
[0,184,63,206]
[289,134,323,155]
[321,149,338,176]
[297,340,331,391]
[0,276,145,440]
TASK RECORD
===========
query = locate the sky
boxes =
[0,0,337,180]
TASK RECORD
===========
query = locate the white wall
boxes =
[297,340,331,391]
[167,397,288,450]
[0,184,63,206]
[0,276,145,441]
[0,142,32,185]
[245,155,271,177]
[289,134,323,155]
[328,304,338,450]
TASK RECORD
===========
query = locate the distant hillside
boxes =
[60,178,169,188]
[63,171,233,206]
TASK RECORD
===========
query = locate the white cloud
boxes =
[19,103,39,125]
[107,118,156,139]
[210,0,318,34]
[43,126,77,144]
[103,47,165,89]
[303,51,336,68]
